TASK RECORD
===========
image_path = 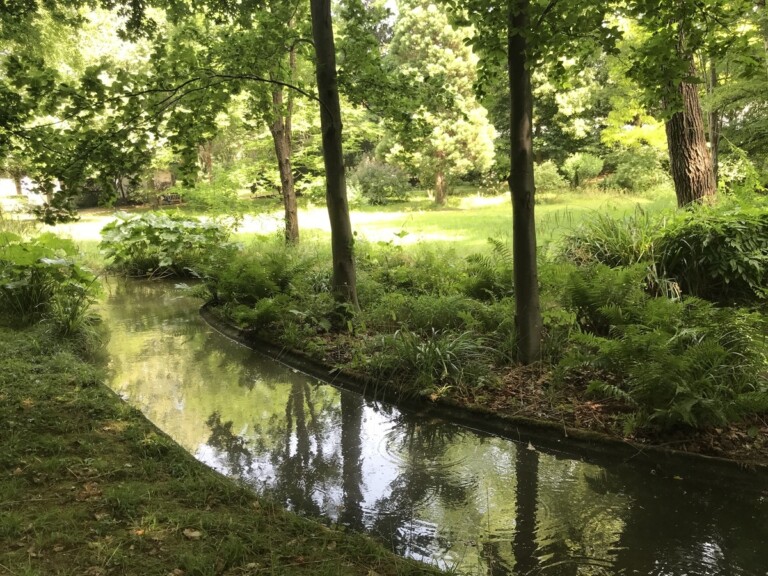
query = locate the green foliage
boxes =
[349,159,409,205]
[604,147,669,193]
[560,208,664,267]
[561,153,604,187]
[205,241,320,306]
[0,231,97,334]
[534,160,568,193]
[560,264,768,431]
[366,328,490,396]
[718,145,766,198]
[463,237,514,301]
[100,212,238,279]
[657,204,768,302]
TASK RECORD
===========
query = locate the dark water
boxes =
[102,281,768,575]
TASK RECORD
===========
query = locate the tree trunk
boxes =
[508,0,542,365]
[198,141,213,183]
[434,170,447,205]
[13,175,22,196]
[270,83,299,244]
[664,57,717,207]
[310,0,360,311]
[707,59,720,185]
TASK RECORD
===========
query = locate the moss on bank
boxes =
[0,325,440,576]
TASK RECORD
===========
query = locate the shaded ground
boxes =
[0,324,440,576]
[460,363,768,467]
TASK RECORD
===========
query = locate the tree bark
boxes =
[508,0,542,365]
[707,59,720,185]
[434,169,447,205]
[270,48,300,245]
[198,141,213,183]
[664,57,717,207]
[13,175,22,196]
[310,0,359,310]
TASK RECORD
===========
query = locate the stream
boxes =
[102,280,768,575]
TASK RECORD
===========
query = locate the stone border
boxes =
[200,303,768,489]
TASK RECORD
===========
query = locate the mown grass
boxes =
[238,185,676,254]
[0,324,441,576]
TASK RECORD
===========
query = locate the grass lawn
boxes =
[41,184,676,260]
[235,184,676,254]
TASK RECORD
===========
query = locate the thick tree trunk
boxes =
[508,0,542,365]
[310,0,360,310]
[664,58,716,207]
[13,175,22,196]
[270,86,299,244]
[434,170,447,205]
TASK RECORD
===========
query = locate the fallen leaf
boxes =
[182,529,202,540]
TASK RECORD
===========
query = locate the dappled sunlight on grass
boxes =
[39,185,677,257]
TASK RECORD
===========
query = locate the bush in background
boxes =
[350,159,409,205]
[604,147,668,192]
[562,153,604,187]
[534,160,568,193]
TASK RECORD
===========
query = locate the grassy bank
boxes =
[0,324,441,576]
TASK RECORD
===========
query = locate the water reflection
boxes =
[103,281,768,575]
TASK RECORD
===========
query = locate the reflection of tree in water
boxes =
[206,412,255,477]
[339,391,364,531]
[477,445,540,576]
[257,380,342,517]
[369,417,479,559]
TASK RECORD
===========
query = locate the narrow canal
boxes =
[102,281,768,575]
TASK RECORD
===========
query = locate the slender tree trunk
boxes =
[508,0,542,365]
[310,0,360,311]
[707,60,720,185]
[663,47,716,206]
[13,175,22,196]
[434,169,447,205]
[270,61,299,244]
[198,141,213,183]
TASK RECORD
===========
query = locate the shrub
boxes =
[364,328,490,397]
[0,232,98,333]
[717,146,766,198]
[463,238,514,301]
[364,292,491,334]
[604,147,668,192]
[205,241,321,306]
[560,208,665,268]
[561,153,604,187]
[534,160,568,193]
[100,212,238,279]
[559,264,768,431]
[656,204,768,302]
[350,159,409,205]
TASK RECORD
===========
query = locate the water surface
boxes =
[103,281,768,575]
